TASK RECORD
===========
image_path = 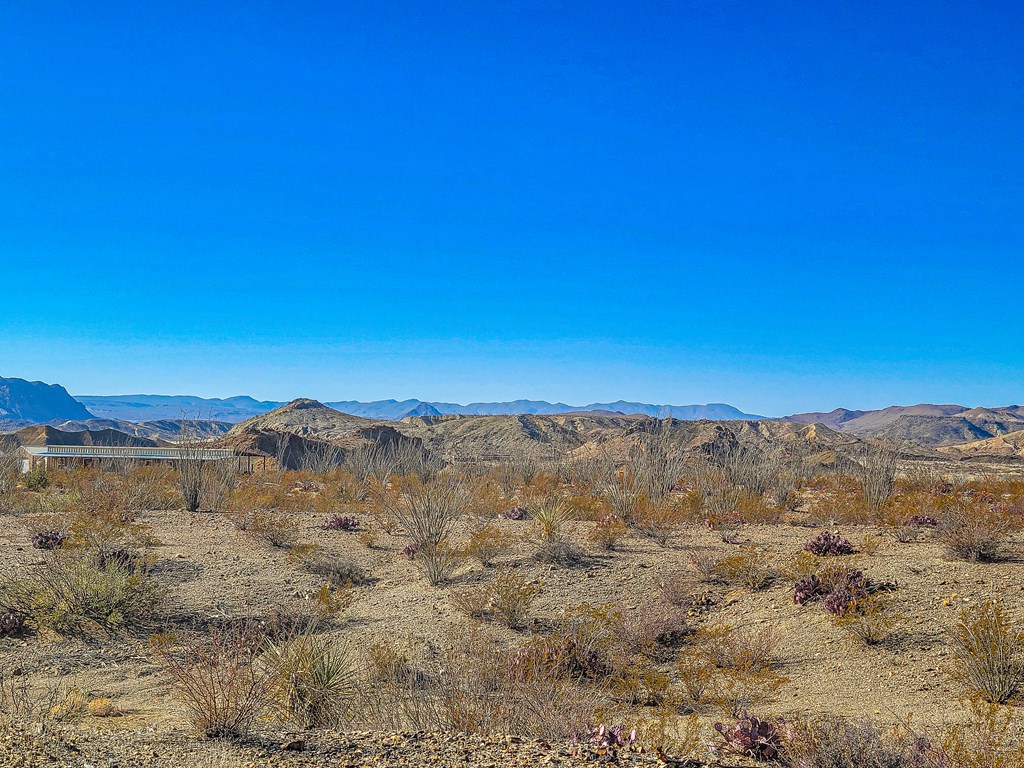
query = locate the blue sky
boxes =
[1,1,1022,416]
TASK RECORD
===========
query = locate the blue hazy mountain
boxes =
[76,393,766,423]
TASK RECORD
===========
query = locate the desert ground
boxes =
[1,419,1023,767]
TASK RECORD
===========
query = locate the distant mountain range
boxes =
[2,376,1022,453]
[73,392,766,423]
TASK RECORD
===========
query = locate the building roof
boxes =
[20,445,238,460]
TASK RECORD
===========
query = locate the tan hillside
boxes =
[939,428,1024,458]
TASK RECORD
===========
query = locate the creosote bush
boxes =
[0,553,163,634]
[451,569,542,629]
[464,523,513,566]
[713,547,776,591]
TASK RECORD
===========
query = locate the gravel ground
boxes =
[0,726,729,768]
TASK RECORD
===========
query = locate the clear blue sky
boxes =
[2,1,1022,416]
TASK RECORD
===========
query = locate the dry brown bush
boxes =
[155,624,275,737]
[949,600,1024,704]
[938,499,1015,562]
[464,523,514,566]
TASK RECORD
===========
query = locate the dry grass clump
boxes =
[534,537,589,568]
[785,705,1024,768]
[948,600,1023,704]
[415,542,466,586]
[451,569,542,629]
[302,554,371,587]
[701,622,780,672]
[230,508,301,549]
[833,594,898,646]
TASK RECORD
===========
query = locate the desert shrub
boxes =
[435,628,607,740]
[376,475,468,548]
[452,569,542,629]
[156,624,274,737]
[804,531,856,556]
[22,469,50,491]
[948,600,1023,704]
[856,443,899,515]
[31,529,66,550]
[833,595,897,646]
[714,712,786,761]
[660,573,694,607]
[450,585,492,620]
[632,503,685,547]
[0,451,19,495]
[688,549,724,583]
[631,710,702,761]
[416,541,465,586]
[676,651,717,712]
[785,716,917,768]
[265,626,354,728]
[244,511,300,549]
[322,514,360,531]
[534,537,589,568]
[938,501,1013,562]
[713,547,776,590]
[935,701,1024,768]
[489,569,542,629]
[702,623,780,672]
[0,554,163,634]
[905,514,939,528]
[609,659,673,707]
[464,523,513,566]
[588,514,629,550]
[302,554,370,587]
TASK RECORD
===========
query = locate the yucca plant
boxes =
[266,626,354,728]
[532,497,570,541]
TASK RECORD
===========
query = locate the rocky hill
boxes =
[0,377,94,424]
[226,399,378,439]
[2,425,158,449]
